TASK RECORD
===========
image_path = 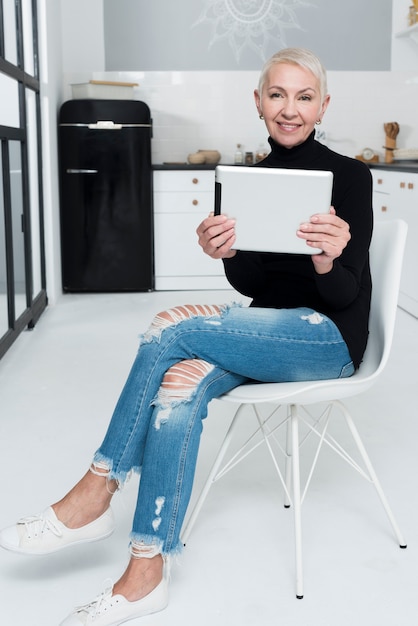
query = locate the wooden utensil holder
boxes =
[384,137,396,164]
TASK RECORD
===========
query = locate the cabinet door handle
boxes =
[377,178,383,185]
[66,169,98,174]
[192,199,199,206]
[408,182,414,190]
[381,206,387,212]
[400,182,406,189]
[192,178,199,185]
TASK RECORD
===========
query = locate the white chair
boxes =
[182,219,408,599]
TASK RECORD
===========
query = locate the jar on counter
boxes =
[245,151,254,165]
[255,144,269,162]
[234,143,244,165]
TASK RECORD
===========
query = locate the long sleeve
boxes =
[313,157,373,310]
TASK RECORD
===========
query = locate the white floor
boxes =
[0,290,417,626]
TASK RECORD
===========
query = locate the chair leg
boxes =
[291,404,304,599]
[284,410,292,508]
[336,400,407,549]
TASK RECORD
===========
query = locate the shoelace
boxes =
[18,513,62,539]
[74,584,116,624]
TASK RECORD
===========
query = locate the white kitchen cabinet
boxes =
[153,170,230,290]
[371,167,418,317]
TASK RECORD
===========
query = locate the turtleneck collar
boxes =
[264,130,323,167]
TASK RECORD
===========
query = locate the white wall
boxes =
[38,0,64,305]
[38,0,105,304]
[62,68,418,166]
[60,0,105,73]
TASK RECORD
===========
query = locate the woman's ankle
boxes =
[52,470,115,528]
[113,555,164,602]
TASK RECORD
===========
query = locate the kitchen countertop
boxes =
[368,161,418,173]
[153,163,219,170]
[153,161,418,173]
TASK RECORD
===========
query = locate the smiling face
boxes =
[254,62,330,149]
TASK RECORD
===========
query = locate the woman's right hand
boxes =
[196,214,237,259]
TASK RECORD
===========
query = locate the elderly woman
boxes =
[0,47,372,626]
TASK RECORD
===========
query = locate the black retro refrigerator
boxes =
[58,99,154,292]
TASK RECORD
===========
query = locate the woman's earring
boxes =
[316,119,322,125]
[259,114,264,120]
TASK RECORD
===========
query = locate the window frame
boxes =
[0,0,46,359]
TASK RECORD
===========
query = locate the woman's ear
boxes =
[254,89,262,117]
[320,93,331,120]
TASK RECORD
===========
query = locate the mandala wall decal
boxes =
[193,0,313,62]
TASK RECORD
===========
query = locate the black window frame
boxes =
[0,0,47,359]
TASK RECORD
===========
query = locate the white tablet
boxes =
[214,165,333,255]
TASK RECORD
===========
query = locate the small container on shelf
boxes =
[245,151,254,165]
[70,80,138,100]
[255,144,269,162]
[234,143,244,165]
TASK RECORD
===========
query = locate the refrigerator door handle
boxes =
[88,121,123,130]
[66,169,98,174]
[60,123,152,129]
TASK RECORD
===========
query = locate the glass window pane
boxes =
[22,0,35,76]
[26,89,42,296]
[0,151,9,336]
[9,141,27,318]
[3,0,18,65]
[0,74,20,128]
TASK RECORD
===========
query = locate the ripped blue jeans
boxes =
[93,303,354,557]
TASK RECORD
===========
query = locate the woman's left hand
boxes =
[297,207,351,274]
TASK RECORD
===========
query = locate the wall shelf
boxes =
[395,22,418,45]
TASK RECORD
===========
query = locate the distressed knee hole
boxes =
[160,359,215,400]
[153,359,215,429]
[144,304,222,341]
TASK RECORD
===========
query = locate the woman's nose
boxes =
[281,98,297,117]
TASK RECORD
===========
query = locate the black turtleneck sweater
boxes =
[223,131,373,370]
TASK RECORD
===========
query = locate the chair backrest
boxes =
[364,219,408,380]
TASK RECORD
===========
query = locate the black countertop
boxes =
[153,163,218,170]
[368,161,418,174]
[153,161,418,173]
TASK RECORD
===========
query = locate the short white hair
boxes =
[258,47,328,103]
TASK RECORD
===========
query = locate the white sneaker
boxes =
[60,577,169,625]
[0,506,115,555]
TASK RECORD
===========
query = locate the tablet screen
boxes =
[214,165,333,255]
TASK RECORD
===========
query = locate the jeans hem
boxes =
[92,452,140,486]
[129,532,183,558]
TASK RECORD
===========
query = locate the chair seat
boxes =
[220,353,379,406]
[218,375,376,406]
